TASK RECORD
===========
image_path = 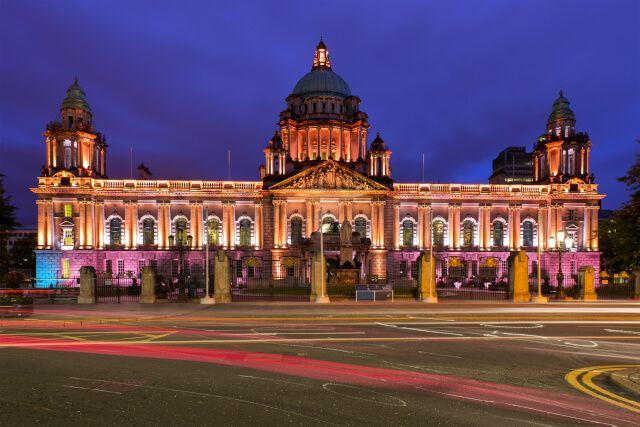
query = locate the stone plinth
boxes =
[578,266,597,300]
[78,266,96,304]
[140,266,156,304]
[333,268,360,287]
[508,250,531,302]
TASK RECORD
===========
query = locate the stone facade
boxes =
[32,40,603,286]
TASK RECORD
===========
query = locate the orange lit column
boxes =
[417,205,425,250]
[273,200,281,248]
[370,202,378,247]
[78,199,86,249]
[477,205,484,250]
[538,205,547,251]
[513,206,521,250]
[48,201,55,249]
[156,202,165,250]
[424,205,432,250]
[280,200,288,248]
[484,206,491,250]
[37,200,47,249]
[123,201,132,250]
[222,202,229,249]
[590,207,599,250]
[96,201,105,250]
[338,201,346,223]
[377,201,386,248]
[556,204,563,248]
[507,206,514,250]
[86,200,95,249]
[447,204,454,249]
[305,200,314,238]
[132,202,139,250]
[254,202,262,250]
[393,204,400,250]
[582,205,590,251]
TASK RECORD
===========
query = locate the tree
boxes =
[599,140,640,271]
[0,174,22,277]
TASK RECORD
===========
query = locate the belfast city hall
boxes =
[32,39,603,299]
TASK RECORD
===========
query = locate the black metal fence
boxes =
[230,256,311,301]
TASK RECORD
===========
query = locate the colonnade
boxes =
[283,125,367,162]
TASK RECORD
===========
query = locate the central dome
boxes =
[291,38,352,99]
[292,68,352,99]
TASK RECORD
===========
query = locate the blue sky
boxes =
[1,0,638,226]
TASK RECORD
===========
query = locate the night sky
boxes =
[1,0,638,227]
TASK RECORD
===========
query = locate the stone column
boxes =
[548,204,556,249]
[164,203,171,249]
[483,206,490,250]
[213,250,232,303]
[305,200,314,238]
[96,201,105,250]
[229,202,236,250]
[222,202,229,249]
[48,201,55,249]
[346,200,353,222]
[132,202,139,250]
[273,200,281,248]
[583,205,590,251]
[37,200,47,249]
[123,201,131,250]
[328,126,333,158]
[425,205,432,250]
[590,207,599,250]
[393,204,400,250]
[539,205,547,251]
[280,200,288,248]
[451,204,460,250]
[157,202,165,250]
[254,202,263,250]
[507,206,514,250]
[448,204,455,249]
[513,206,521,251]
[338,201,346,223]
[477,205,484,250]
[338,130,343,161]
[417,252,437,302]
[378,201,386,248]
[417,205,425,250]
[306,129,311,160]
[86,200,95,249]
[370,202,377,247]
[556,204,563,247]
[190,202,198,249]
[140,266,157,304]
[78,199,86,249]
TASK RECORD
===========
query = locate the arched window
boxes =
[239,219,251,246]
[493,221,504,246]
[433,220,444,246]
[143,218,155,245]
[522,221,534,246]
[176,219,188,245]
[355,217,367,238]
[462,220,474,246]
[291,217,302,244]
[207,218,220,245]
[110,218,122,245]
[402,220,414,246]
[322,216,334,233]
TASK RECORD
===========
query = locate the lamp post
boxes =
[316,207,329,303]
[548,229,573,299]
[169,233,193,302]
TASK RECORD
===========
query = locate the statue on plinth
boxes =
[339,219,354,267]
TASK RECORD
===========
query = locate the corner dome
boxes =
[547,90,574,124]
[370,133,387,151]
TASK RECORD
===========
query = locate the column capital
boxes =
[538,205,548,212]
[253,202,263,207]
[272,199,287,206]
[479,203,492,209]
[417,203,431,210]
[448,203,461,209]
[189,200,203,207]
[393,203,400,210]
[508,204,522,210]
[372,200,386,206]
[156,200,170,207]
[222,201,236,207]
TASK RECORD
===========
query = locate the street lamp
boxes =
[548,229,573,299]
[201,207,215,304]
[169,233,193,302]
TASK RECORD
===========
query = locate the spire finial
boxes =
[559,89,563,97]
[313,37,330,69]
[74,76,78,85]
[377,132,380,137]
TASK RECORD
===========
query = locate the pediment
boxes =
[60,220,75,227]
[270,160,389,192]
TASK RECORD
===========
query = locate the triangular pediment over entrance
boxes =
[270,160,389,192]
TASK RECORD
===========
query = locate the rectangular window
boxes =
[410,261,418,279]
[501,260,508,277]
[105,260,112,274]
[400,260,408,276]
[182,259,190,276]
[64,229,73,246]
[567,209,575,221]
[64,205,72,217]
[62,259,70,278]
[172,260,179,278]
[138,259,146,275]
[571,261,576,275]
[150,259,158,273]
[117,259,124,276]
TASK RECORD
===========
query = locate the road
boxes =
[1,302,640,426]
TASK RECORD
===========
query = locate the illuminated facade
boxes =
[32,40,602,284]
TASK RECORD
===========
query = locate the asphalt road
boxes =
[1,302,640,426]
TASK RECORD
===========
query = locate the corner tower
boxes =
[533,91,592,184]
[43,79,108,178]
[274,39,370,177]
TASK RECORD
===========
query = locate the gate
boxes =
[96,274,140,303]
[231,255,310,301]
[436,256,508,300]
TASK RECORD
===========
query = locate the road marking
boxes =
[418,351,462,359]
[565,365,640,414]
[376,322,463,336]
[322,383,406,406]
[605,329,640,335]
[61,385,121,394]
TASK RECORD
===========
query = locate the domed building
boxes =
[32,40,603,301]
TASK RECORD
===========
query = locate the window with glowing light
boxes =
[402,220,414,246]
[355,217,367,238]
[493,221,504,246]
[175,219,188,245]
[290,217,302,244]
[522,221,534,246]
[433,220,444,246]
[143,219,155,245]
[462,220,474,246]
[63,205,72,217]
[207,218,220,245]
[62,259,70,278]
[239,219,251,246]
[110,218,122,245]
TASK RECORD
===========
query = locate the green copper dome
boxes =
[61,78,91,113]
[547,90,574,124]
[292,68,352,99]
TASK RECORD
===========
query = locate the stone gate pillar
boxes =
[632,267,640,300]
[78,266,96,304]
[578,266,597,300]
[140,266,157,304]
[311,252,329,303]
[213,249,232,303]
[417,252,437,303]
[507,250,530,302]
